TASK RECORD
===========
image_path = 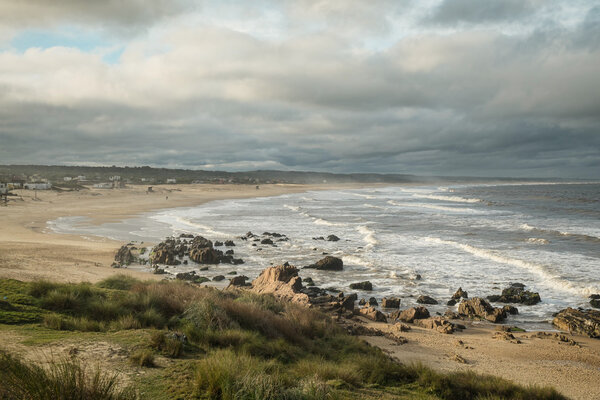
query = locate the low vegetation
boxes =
[0,276,566,399]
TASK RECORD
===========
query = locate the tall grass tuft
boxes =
[0,351,135,400]
[96,275,140,291]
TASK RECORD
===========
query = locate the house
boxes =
[63,177,72,181]
[166,178,177,184]
[109,176,121,181]
[0,183,7,195]
[76,176,87,182]
[24,183,52,190]
[93,183,112,189]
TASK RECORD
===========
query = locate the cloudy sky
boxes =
[0,0,598,178]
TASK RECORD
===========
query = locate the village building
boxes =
[93,183,112,189]
[24,183,52,190]
[166,178,177,184]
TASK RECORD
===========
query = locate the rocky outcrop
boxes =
[358,307,387,322]
[487,283,541,305]
[250,263,310,304]
[458,297,506,323]
[349,281,372,291]
[590,295,600,309]
[416,295,438,305]
[381,297,400,309]
[389,306,430,323]
[189,247,222,264]
[227,275,249,288]
[175,271,209,284]
[327,235,340,242]
[552,307,600,338]
[304,256,343,271]
[448,287,468,305]
[114,244,135,266]
[149,239,185,265]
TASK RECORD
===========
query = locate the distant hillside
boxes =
[0,164,547,185]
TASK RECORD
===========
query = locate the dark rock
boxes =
[212,275,225,281]
[381,297,401,309]
[452,287,468,300]
[312,236,325,241]
[179,233,194,238]
[189,247,222,264]
[340,295,356,311]
[214,241,224,247]
[417,295,438,305]
[224,240,235,247]
[153,268,166,275]
[349,281,373,291]
[458,297,506,323]
[261,238,274,245]
[305,256,343,271]
[590,295,600,308]
[414,274,422,280]
[225,249,234,255]
[415,317,455,334]
[228,275,249,287]
[503,305,519,315]
[447,299,457,306]
[175,271,209,284]
[303,277,315,286]
[553,307,600,338]
[232,258,244,265]
[487,284,541,305]
[114,244,135,266]
[389,306,430,323]
[227,271,237,275]
[327,234,340,242]
[358,298,366,306]
[368,297,378,306]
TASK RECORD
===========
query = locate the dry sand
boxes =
[1,183,599,399]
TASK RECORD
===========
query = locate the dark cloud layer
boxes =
[0,1,598,178]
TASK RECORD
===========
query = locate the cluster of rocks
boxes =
[241,231,289,247]
[487,283,541,305]
[552,307,600,338]
[312,234,341,242]
[113,243,150,268]
[457,297,517,323]
[148,234,244,266]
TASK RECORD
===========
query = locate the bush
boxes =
[96,275,140,291]
[150,331,184,358]
[129,349,155,368]
[0,351,135,400]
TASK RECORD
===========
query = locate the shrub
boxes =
[111,314,142,330]
[150,331,184,358]
[129,349,155,368]
[137,308,166,328]
[96,275,140,291]
[0,351,135,400]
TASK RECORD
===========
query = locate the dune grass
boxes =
[0,275,567,400]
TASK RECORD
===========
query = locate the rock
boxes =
[447,299,457,306]
[416,295,438,305]
[389,306,430,323]
[487,283,541,305]
[326,234,340,242]
[502,305,519,315]
[175,272,209,284]
[227,271,237,275]
[553,307,600,338]
[358,307,387,322]
[303,277,315,286]
[393,322,411,332]
[452,354,467,363]
[493,331,521,344]
[305,256,343,271]
[199,266,209,271]
[232,258,244,265]
[191,236,213,248]
[358,298,366,306]
[415,317,455,334]
[349,281,373,291]
[114,244,135,266]
[414,274,422,280]
[381,297,401,309]
[590,295,600,308]
[225,249,234,255]
[224,240,235,247]
[458,297,506,323]
[228,276,249,288]
[189,247,222,264]
[452,287,468,300]
[260,238,274,245]
[250,263,310,304]
[368,297,378,306]
[340,295,356,311]
[179,233,194,238]
[212,275,225,281]
[214,241,224,246]
[312,236,325,241]
[153,268,166,275]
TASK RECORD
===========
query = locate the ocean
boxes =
[48,182,600,329]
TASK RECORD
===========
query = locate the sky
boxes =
[0,0,598,178]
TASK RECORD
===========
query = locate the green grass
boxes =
[0,277,567,400]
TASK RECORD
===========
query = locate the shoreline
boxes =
[1,182,599,399]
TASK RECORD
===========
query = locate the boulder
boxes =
[303,277,315,286]
[227,276,249,288]
[552,307,600,338]
[458,297,506,323]
[358,298,366,306]
[358,307,387,322]
[381,297,401,309]
[447,299,457,306]
[349,281,373,291]
[390,306,430,323]
[416,295,438,305]
[114,244,135,266]
[212,275,225,281]
[368,297,378,306]
[487,283,541,305]
[175,271,209,284]
[250,263,310,304]
[224,240,235,247]
[189,247,222,264]
[415,317,455,334]
[503,305,519,315]
[326,234,340,242]
[214,241,224,246]
[260,238,274,245]
[305,256,343,271]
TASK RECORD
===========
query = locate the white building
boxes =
[24,183,52,190]
[166,178,177,184]
[93,183,112,189]
[76,175,87,181]
[109,176,121,181]
[0,183,7,194]
[63,177,72,181]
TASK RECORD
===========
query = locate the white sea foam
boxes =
[357,225,378,248]
[284,204,300,212]
[343,255,372,267]
[424,237,599,296]
[313,218,345,227]
[413,194,483,203]
[526,238,549,245]
[172,217,230,237]
[519,223,600,242]
[363,203,385,209]
[387,200,476,213]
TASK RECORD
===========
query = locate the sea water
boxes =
[48,182,600,329]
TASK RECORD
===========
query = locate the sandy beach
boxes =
[1,183,599,400]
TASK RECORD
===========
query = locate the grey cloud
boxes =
[426,0,538,25]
